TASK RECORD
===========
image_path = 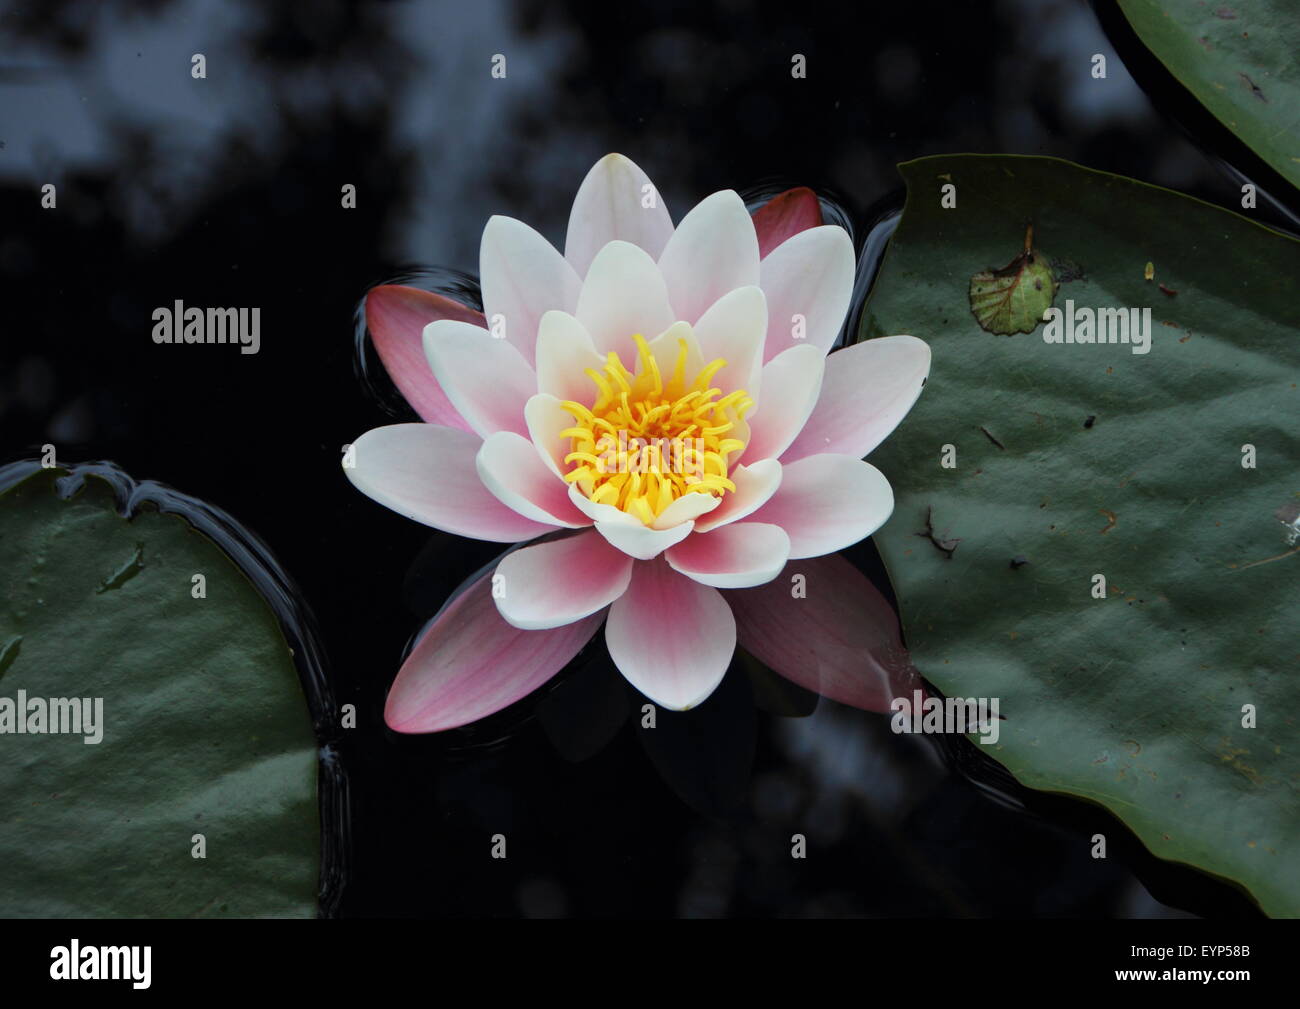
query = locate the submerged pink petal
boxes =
[605,557,736,710]
[386,568,603,733]
[727,553,920,712]
[365,285,478,430]
[751,186,823,259]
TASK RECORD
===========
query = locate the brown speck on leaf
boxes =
[1161,320,1180,328]
[1099,509,1118,534]
[1179,333,1191,343]
[1158,283,1177,296]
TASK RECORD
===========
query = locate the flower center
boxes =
[559,333,753,526]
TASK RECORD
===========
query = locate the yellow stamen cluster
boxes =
[560,333,753,526]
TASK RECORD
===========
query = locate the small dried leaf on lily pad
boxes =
[969,225,1059,335]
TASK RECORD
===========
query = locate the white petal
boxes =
[576,240,675,364]
[605,558,736,709]
[479,215,582,365]
[759,225,855,361]
[524,393,578,478]
[742,344,825,462]
[534,310,605,404]
[645,320,704,383]
[657,190,759,324]
[666,522,790,589]
[423,319,536,439]
[595,517,695,560]
[750,454,894,559]
[783,335,931,462]
[495,530,633,630]
[691,285,767,399]
[693,459,782,532]
[476,431,589,528]
[565,153,674,277]
[345,424,552,542]
[652,491,721,530]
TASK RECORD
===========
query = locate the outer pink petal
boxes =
[666,521,790,589]
[565,153,674,277]
[344,423,552,542]
[782,335,931,463]
[726,553,921,713]
[423,320,536,439]
[749,454,894,559]
[605,557,736,709]
[495,530,634,629]
[385,568,602,732]
[751,187,823,259]
[365,285,478,430]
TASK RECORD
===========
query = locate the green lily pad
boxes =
[1118,0,1300,192]
[862,154,1300,916]
[0,467,319,917]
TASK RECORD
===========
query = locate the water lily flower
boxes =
[347,154,930,732]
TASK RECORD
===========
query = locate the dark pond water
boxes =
[1,0,1283,917]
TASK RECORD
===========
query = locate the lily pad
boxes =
[1117,0,1300,192]
[0,466,320,917]
[862,154,1300,916]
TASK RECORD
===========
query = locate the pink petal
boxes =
[691,285,767,400]
[565,153,674,277]
[782,335,931,463]
[495,530,634,629]
[364,285,478,430]
[666,521,790,589]
[479,215,582,365]
[727,553,920,713]
[742,344,825,463]
[605,557,736,709]
[575,240,675,363]
[476,431,589,528]
[385,568,602,732]
[423,320,536,439]
[749,453,894,559]
[693,459,782,533]
[535,311,605,404]
[657,190,759,325]
[751,187,823,259]
[759,225,855,361]
[344,423,552,542]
